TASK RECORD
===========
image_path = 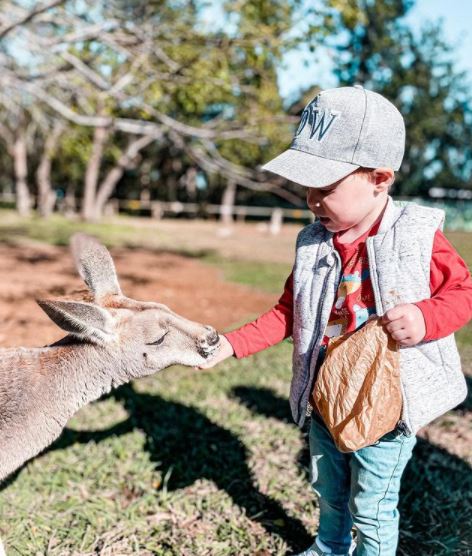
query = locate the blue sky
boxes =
[276,1,472,100]
[406,0,472,75]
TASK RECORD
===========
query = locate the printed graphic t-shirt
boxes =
[320,220,380,350]
[308,220,381,410]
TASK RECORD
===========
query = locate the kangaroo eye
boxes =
[146,332,168,346]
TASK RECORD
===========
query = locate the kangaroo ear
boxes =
[37,299,115,343]
[70,233,122,303]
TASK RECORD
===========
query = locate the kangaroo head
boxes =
[37,234,220,374]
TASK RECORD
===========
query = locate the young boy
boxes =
[199,86,472,555]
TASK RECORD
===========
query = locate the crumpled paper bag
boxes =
[313,317,402,452]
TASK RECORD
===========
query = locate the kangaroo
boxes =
[0,234,220,555]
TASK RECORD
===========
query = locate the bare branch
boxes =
[95,133,161,211]
[60,52,110,90]
[9,77,261,142]
[22,83,112,128]
[170,132,303,206]
[153,46,181,72]
[45,22,120,48]
[137,101,263,142]
[0,123,14,148]
[0,0,66,40]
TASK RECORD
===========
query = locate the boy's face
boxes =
[306,169,388,233]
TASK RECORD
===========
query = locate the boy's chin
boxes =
[319,219,340,232]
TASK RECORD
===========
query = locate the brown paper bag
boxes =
[313,317,402,452]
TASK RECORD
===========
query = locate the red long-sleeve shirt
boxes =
[225,229,472,359]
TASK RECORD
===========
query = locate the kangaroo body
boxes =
[0,235,220,554]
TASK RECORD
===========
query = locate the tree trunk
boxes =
[184,167,197,201]
[63,184,77,217]
[220,180,236,226]
[81,125,109,221]
[13,131,31,217]
[93,134,157,220]
[37,121,65,217]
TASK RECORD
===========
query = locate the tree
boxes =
[1,0,336,219]
[0,0,325,219]
[36,120,66,217]
[327,0,472,196]
[0,103,34,216]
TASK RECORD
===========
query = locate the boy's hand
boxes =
[195,335,234,369]
[382,303,426,347]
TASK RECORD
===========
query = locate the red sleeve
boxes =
[415,229,472,340]
[224,272,293,358]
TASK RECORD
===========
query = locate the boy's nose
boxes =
[307,189,323,206]
[308,195,322,209]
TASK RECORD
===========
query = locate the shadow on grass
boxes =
[398,438,472,555]
[13,383,311,552]
[232,385,472,556]
[3,383,469,555]
[231,385,311,483]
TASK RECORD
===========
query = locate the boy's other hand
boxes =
[195,335,234,370]
[382,303,426,346]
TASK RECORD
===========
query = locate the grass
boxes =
[0,211,155,248]
[2,346,470,555]
[201,254,292,294]
[0,213,471,555]
[2,344,315,555]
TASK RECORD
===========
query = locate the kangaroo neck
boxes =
[0,341,134,483]
[41,340,129,412]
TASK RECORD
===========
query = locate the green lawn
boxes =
[0,213,470,555]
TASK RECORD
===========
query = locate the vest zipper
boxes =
[366,237,384,316]
[298,248,342,424]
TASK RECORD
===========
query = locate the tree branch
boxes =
[170,133,303,206]
[95,133,161,213]
[0,0,66,40]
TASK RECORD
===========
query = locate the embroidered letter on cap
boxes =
[295,101,339,142]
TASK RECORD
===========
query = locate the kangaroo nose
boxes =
[198,327,220,358]
[205,327,219,346]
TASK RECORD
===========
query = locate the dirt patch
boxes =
[0,243,276,348]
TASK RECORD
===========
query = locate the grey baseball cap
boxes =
[262,85,405,188]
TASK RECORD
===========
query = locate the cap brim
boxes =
[262,148,359,188]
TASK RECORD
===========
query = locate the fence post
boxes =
[151,201,163,219]
[269,208,283,235]
[104,199,119,216]
[220,180,236,226]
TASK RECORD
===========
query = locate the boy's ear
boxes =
[37,299,116,344]
[372,168,395,192]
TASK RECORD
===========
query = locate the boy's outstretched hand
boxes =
[382,303,426,347]
[195,334,235,369]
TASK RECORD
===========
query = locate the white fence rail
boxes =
[2,193,472,230]
[0,192,313,223]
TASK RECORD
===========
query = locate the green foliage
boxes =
[328,0,472,196]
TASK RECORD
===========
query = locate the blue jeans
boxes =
[309,413,416,556]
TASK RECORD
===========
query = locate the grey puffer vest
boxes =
[291,197,467,432]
